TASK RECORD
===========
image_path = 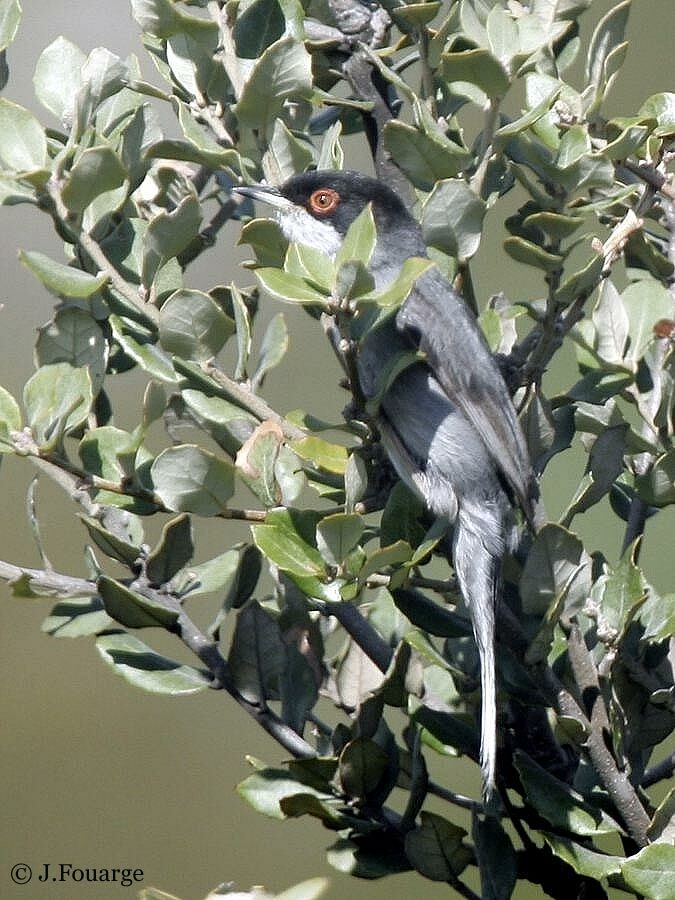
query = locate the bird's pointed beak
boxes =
[233,183,293,211]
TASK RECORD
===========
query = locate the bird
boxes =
[234,170,541,799]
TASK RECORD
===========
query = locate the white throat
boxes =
[276,207,343,258]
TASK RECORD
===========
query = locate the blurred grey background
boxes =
[1,2,673,899]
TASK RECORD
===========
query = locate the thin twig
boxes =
[45,179,158,324]
[323,600,393,673]
[200,361,307,441]
[642,751,675,788]
[22,443,267,523]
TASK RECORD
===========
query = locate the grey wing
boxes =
[396,268,538,522]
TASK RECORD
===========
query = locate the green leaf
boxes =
[36,307,107,394]
[252,312,288,389]
[635,449,675,507]
[151,444,235,515]
[592,545,646,639]
[237,768,332,820]
[622,280,674,366]
[255,267,329,307]
[639,92,675,136]
[235,420,285,507]
[543,834,622,880]
[0,98,47,172]
[494,86,562,145]
[393,588,470,638]
[290,436,348,474]
[648,790,675,843]
[359,257,433,309]
[404,811,472,881]
[19,250,109,298]
[276,878,331,900]
[391,2,442,30]
[604,116,655,158]
[240,218,288,267]
[252,511,326,578]
[130,0,208,38]
[228,600,286,704]
[592,278,629,364]
[159,289,233,362]
[110,315,180,384]
[235,36,312,129]
[219,283,252,382]
[336,204,377,270]
[441,49,510,99]
[285,242,335,290]
[316,513,364,567]
[79,424,140,481]
[474,816,518,900]
[422,179,485,261]
[233,0,285,58]
[144,138,238,171]
[146,514,194,586]
[522,211,583,240]
[621,843,675,900]
[263,117,314,185]
[554,254,604,307]
[0,0,21,51]
[98,575,179,629]
[142,194,201,288]
[556,124,590,169]
[586,0,631,89]
[173,545,260,604]
[384,120,470,190]
[515,752,623,836]
[42,597,114,639]
[0,383,22,451]
[503,236,563,272]
[23,362,92,449]
[338,738,389,802]
[520,524,591,615]
[79,515,142,567]
[61,146,127,213]
[33,36,85,122]
[560,425,627,525]
[327,834,412,878]
[97,632,210,695]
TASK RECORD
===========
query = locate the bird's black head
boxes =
[235,170,425,262]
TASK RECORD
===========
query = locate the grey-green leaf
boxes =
[146,513,194,586]
[422,179,486,261]
[151,444,235,515]
[33,36,85,123]
[35,307,107,394]
[515,752,623,836]
[23,362,93,449]
[0,98,47,172]
[19,250,109,298]
[404,811,472,881]
[159,289,234,362]
[97,632,211,695]
[61,146,128,213]
[98,575,179,629]
[621,843,675,900]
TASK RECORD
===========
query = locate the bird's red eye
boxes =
[308,188,340,215]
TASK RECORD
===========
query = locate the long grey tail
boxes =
[452,500,505,800]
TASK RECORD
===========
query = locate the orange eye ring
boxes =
[308,188,340,215]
